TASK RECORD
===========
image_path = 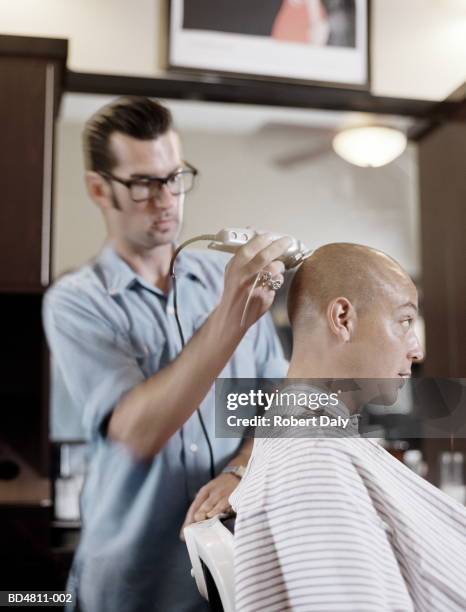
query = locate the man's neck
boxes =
[287,354,331,379]
[110,238,174,293]
[287,355,362,414]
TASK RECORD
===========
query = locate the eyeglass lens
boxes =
[130,170,195,201]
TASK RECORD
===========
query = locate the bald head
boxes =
[286,243,422,380]
[288,243,412,333]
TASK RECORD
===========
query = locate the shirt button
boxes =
[167,306,175,315]
[190,443,198,453]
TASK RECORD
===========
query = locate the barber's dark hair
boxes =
[83,96,173,172]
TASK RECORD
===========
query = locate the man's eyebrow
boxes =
[129,173,160,179]
[397,301,418,311]
[130,167,182,179]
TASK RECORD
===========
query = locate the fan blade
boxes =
[258,122,335,139]
[273,143,333,168]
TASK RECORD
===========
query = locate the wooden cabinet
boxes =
[0,36,66,292]
[0,35,67,591]
[418,104,466,485]
[0,35,67,482]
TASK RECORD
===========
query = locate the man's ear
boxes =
[327,297,356,342]
[85,171,112,210]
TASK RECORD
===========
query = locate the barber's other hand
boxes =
[218,234,291,331]
[180,473,239,540]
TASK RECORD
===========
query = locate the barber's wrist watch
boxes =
[222,465,246,479]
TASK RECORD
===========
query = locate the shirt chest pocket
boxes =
[126,330,167,379]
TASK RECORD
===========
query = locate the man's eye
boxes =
[168,173,182,184]
[401,319,412,330]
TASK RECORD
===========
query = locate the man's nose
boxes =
[408,334,424,363]
[149,184,177,209]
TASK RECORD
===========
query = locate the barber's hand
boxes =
[219,234,292,331]
[180,473,239,540]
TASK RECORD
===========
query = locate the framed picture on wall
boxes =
[168,0,370,89]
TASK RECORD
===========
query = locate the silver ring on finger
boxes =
[258,270,273,287]
[267,277,283,291]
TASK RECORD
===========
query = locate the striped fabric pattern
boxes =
[230,438,466,611]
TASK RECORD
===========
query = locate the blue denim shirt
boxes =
[43,244,287,612]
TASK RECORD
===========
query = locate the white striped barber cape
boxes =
[230,437,466,612]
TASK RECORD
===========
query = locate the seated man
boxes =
[230,243,466,612]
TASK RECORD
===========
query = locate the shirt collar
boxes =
[96,243,207,297]
[173,248,208,288]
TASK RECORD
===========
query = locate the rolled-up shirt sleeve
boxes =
[43,287,145,440]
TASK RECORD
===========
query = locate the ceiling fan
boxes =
[257,122,337,169]
[257,121,409,169]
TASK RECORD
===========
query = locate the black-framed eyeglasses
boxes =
[100,162,198,202]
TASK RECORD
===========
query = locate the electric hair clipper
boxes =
[207,228,311,270]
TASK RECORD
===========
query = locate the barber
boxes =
[43,96,289,612]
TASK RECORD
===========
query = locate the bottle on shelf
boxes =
[403,449,427,478]
[439,452,466,505]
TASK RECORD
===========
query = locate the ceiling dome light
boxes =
[332,126,407,168]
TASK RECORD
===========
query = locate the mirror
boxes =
[51,92,422,442]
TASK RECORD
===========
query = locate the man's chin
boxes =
[375,379,404,406]
[145,227,178,247]
[357,378,403,407]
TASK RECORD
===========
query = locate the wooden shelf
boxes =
[66,69,454,120]
[0,34,67,61]
[0,444,51,506]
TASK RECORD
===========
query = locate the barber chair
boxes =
[184,515,236,612]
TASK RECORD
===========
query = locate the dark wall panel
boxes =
[0,58,55,291]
